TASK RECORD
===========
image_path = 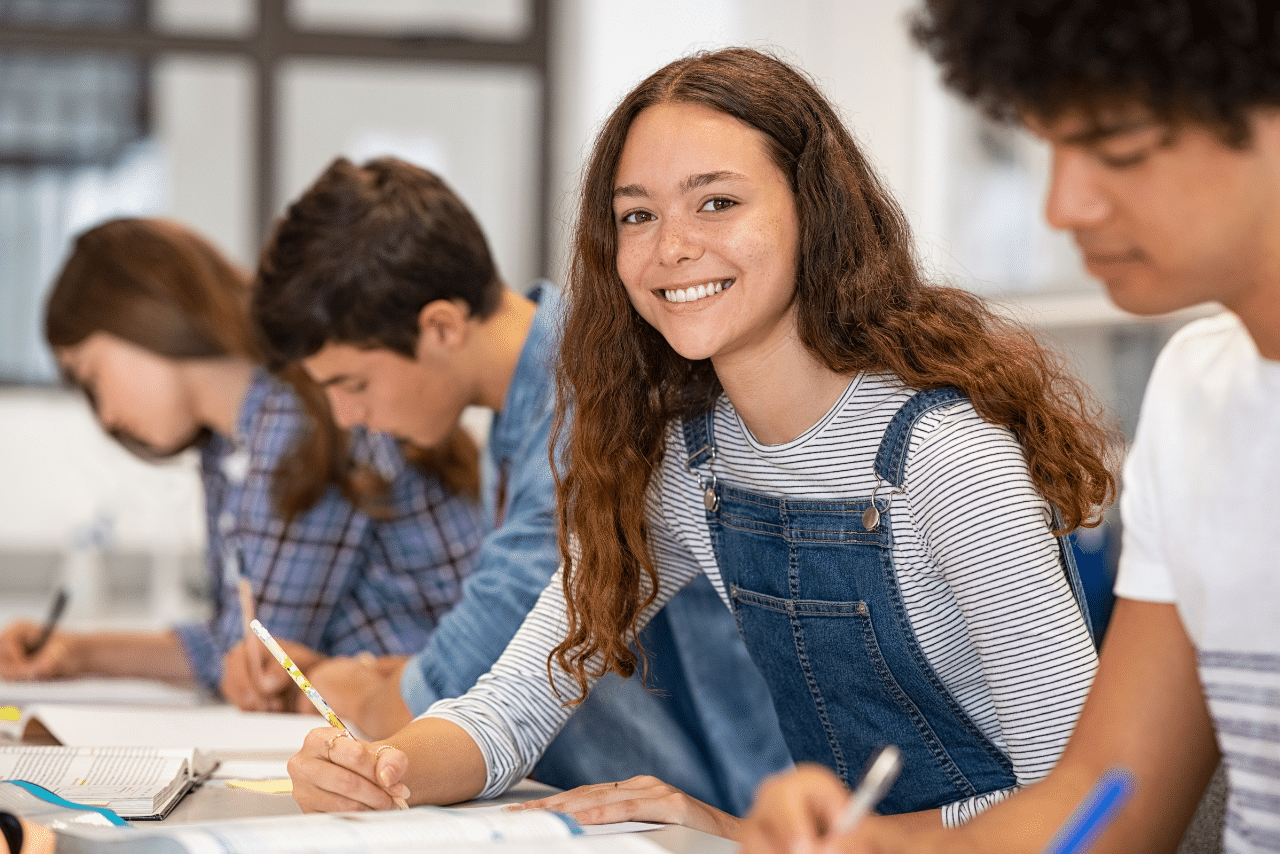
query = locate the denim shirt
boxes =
[400,283,563,708]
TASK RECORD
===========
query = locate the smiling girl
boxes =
[287,48,1117,838]
[0,218,483,698]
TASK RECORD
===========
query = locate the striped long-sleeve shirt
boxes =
[424,372,1097,826]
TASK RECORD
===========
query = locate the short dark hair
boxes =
[253,156,503,369]
[913,0,1280,145]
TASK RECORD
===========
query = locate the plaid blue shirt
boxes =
[174,368,484,691]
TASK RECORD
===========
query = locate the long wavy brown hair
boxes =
[45,218,478,519]
[551,48,1119,700]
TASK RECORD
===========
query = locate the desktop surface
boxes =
[168,776,738,853]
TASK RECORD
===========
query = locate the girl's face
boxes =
[612,101,801,370]
[58,332,202,456]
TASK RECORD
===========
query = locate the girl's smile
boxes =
[659,278,733,304]
[612,101,801,369]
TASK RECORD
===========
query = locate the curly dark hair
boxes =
[912,0,1280,145]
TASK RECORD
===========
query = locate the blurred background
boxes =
[0,0,1208,638]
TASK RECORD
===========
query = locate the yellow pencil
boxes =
[247,620,408,809]
[248,619,347,731]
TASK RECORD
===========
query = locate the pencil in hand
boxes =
[24,588,69,657]
[831,745,902,836]
[248,619,409,810]
[248,619,346,730]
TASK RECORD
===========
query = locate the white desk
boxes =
[168,776,739,854]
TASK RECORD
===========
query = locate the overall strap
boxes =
[873,387,968,487]
[871,386,1097,646]
[683,410,717,471]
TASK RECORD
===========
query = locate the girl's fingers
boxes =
[289,727,406,812]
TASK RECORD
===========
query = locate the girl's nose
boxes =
[656,216,703,266]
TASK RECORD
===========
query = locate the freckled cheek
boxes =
[724,230,785,280]
[615,249,652,305]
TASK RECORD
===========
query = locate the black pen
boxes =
[24,588,69,657]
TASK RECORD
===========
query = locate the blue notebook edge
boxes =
[2,780,128,826]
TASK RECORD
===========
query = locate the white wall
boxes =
[547,0,922,284]
[0,1,1205,624]
[0,389,205,627]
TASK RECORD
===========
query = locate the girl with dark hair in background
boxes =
[0,217,483,700]
[287,48,1117,840]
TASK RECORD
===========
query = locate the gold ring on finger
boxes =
[325,731,352,760]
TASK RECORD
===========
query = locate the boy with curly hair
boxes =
[742,3,1280,853]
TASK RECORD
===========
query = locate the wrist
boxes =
[707,806,744,840]
[59,633,90,676]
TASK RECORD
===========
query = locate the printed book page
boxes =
[0,745,210,819]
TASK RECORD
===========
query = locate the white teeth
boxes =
[664,280,730,303]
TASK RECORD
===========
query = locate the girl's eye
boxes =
[618,210,655,225]
[700,197,736,212]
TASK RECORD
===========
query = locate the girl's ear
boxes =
[415,299,469,359]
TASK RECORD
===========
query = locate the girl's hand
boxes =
[511,775,742,839]
[287,726,411,813]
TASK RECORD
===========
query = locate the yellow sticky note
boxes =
[225,778,293,794]
[0,706,20,721]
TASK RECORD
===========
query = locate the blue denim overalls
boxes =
[682,387,1092,813]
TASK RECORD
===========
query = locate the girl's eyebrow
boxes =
[681,170,747,192]
[612,170,749,200]
[613,183,647,199]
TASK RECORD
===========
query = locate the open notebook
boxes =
[1,704,327,753]
[0,678,204,710]
[0,744,215,820]
[54,805,670,853]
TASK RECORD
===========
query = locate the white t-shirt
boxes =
[1114,312,1280,853]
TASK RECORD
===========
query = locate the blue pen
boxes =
[1043,769,1135,854]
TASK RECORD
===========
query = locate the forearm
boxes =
[67,629,197,684]
[939,601,1220,854]
[383,717,487,805]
